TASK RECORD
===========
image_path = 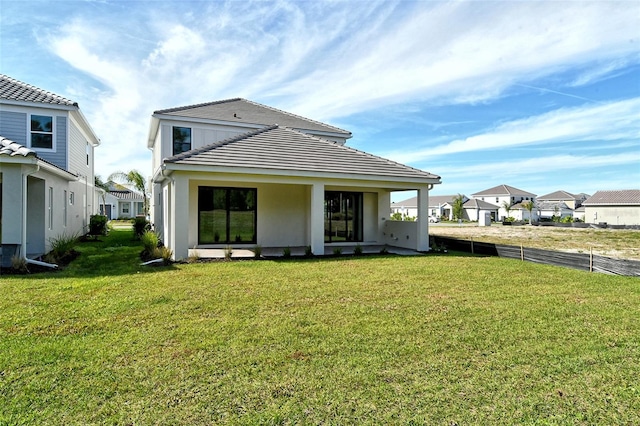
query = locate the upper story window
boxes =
[30,115,54,149]
[173,126,191,156]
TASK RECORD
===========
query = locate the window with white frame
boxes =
[31,115,54,149]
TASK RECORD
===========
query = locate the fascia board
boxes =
[151,113,351,139]
[162,162,441,186]
[147,116,160,148]
[0,99,75,111]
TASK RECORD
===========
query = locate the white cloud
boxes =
[38,0,640,178]
[386,98,640,164]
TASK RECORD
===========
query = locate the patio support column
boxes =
[170,175,189,261]
[310,182,324,255]
[416,186,430,251]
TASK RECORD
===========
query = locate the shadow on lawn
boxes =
[5,228,176,279]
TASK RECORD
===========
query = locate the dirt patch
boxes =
[430,224,640,260]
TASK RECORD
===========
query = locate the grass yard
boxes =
[1,228,639,424]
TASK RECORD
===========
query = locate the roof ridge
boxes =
[243,99,351,136]
[0,74,77,106]
[153,97,242,114]
[282,127,439,178]
[165,125,278,162]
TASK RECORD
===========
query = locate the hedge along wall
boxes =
[432,237,640,277]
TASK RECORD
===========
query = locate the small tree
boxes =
[94,175,110,217]
[452,194,465,220]
[501,200,512,221]
[109,170,149,216]
[522,200,534,224]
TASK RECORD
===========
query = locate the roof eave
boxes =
[162,162,441,185]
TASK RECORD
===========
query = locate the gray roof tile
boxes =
[583,190,640,206]
[155,98,351,136]
[0,136,36,157]
[165,125,439,181]
[464,198,499,209]
[0,74,77,106]
[472,184,536,197]
[538,190,581,200]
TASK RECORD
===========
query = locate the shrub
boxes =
[253,245,262,259]
[89,215,108,236]
[152,246,173,265]
[333,247,342,256]
[224,245,233,260]
[46,232,79,264]
[133,217,150,239]
[353,244,363,255]
[561,215,573,223]
[141,231,160,256]
[304,245,313,257]
[11,255,29,274]
[282,247,291,258]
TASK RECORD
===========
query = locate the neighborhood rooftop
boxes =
[538,190,582,200]
[472,184,536,197]
[154,98,352,137]
[165,125,439,180]
[583,190,640,205]
[0,74,77,106]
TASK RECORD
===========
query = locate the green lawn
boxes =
[1,228,639,424]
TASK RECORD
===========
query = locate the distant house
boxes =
[537,190,589,210]
[583,190,640,226]
[392,194,466,220]
[471,184,536,220]
[0,74,100,266]
[534,201,573,221]
[463,198,500,221]
[148,98,441,260]
[97,182,145,220]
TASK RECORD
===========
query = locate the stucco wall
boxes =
[585,206,640,225]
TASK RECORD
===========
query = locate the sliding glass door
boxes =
[198,187,256,244]
[324,191,363,242]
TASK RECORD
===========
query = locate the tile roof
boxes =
[165,125,439,181]
[537,190,580,200]
[109,190,144,201]
[392,196,417,207]
[583,190,640,206]
[154,98,351,136]
[463,198,499,210]
[472,184,536,197]
[0,136,36,157]
[0,74,77,106]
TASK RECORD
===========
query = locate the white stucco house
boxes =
[97,183,145,220]
[583,190,640,226]
[0,74,100,266]
[391,194,462,220]
[148,98,441,260]
[472,184,536,221]
[462,198,499,222]
[537,190,588,210]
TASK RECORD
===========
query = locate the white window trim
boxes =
[28,113,56,152]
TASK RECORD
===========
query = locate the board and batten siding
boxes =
[0,110,28,144]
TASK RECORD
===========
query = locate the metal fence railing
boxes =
[432,237,640,277]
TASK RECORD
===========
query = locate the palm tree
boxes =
[108,170,149,215]
[501,200,512,221]
[94,175,110,217]
[452,194,465,220]
[522,200,534,224]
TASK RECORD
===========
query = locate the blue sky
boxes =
[1,0,639,200]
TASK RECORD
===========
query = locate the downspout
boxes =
[21,165,40,260]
